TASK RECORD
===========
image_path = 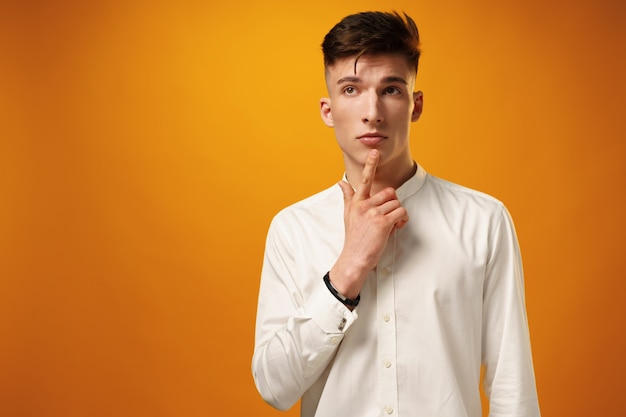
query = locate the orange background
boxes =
[1,0,625,416]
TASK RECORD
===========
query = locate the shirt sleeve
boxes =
[251,215,357,411]
[482,206,541,417]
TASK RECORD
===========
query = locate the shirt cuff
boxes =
[304,278,358,334]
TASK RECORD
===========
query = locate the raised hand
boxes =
[329,149,409,302]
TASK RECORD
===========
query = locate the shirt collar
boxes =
[340,162,427,202]
[396,163,427,201]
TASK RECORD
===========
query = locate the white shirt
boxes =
[252,165,540,417]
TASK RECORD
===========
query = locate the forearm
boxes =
[482,207,540,416]
[253,279,355,410]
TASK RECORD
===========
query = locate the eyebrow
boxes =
[336,76,408,85]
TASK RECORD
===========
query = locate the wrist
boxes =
[323,271,360,307]
[329,262,368,299]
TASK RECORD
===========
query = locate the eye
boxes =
[343,86,358,95]
[383,86,401,95]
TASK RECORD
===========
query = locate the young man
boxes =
[252,11,540,417]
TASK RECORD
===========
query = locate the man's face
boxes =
[320,53,423,174]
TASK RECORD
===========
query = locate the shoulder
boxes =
[424,173,505,213]
[276,183,341,215]
[270,183,343,229]
[417,173,512,231]
[417,174,519,252]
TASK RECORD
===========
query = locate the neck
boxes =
[345,156,417,195]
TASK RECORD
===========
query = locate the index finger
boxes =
[355,149,379,200]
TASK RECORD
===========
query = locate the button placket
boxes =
[376,235,399,415]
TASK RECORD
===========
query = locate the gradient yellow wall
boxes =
[1,0,625,416]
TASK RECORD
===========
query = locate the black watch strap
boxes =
[323,271,360,307]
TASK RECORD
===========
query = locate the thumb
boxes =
[337,180,355,204]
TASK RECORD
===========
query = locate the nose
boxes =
[362,92,383,124]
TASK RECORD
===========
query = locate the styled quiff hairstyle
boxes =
[322,11,421,74]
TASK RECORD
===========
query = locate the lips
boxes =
[357,133,387,146]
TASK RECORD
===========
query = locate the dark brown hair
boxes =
[321,11,421,73]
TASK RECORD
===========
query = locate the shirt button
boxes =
[382,313,390,322]
[330,336,340,344]
[383,359,392,368]
[380,266,392,278]
[385,406,394,414]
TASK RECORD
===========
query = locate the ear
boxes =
[320,97,334,127]
[411,91,424,122]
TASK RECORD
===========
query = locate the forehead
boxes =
[325,53,415,84]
